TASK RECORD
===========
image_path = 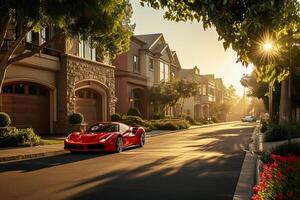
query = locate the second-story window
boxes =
[160,62,170,82]
[202,85,207,95]
[78,39,96,61]
[149,58,154,71]
[133,55,140,72]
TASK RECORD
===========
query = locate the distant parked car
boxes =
[64,122,145,153]
[241,116,257,122]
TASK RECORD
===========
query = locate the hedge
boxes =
[0,128,41,147]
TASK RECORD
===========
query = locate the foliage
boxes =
[0,0,133,88]
[252,154,300,200]
[141,0,300,71]
[185,116,196,125]
[0,112,11,127]
[261,121,269,133]
[211,117,219,123]
[69,113,84,124]
[0,128,41,147]
[148,80,198,117]
[121,115,148,126]
[264,123,300,142]
[151,120,190,130]
[260,142,300,164]
[127,107,141,117]
[111,113,121,122]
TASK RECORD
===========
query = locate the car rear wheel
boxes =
[115,136,123,153]
[139,133,145,147]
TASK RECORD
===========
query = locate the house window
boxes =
[202,85,207,95]
[149,58,154,70]
[2,85,13,93]
[28,85,38,95]
[26,31,33,43]
[159,62,170,82]
[15,84,25,94]
[133,55,140,72]
[78,38,96,61]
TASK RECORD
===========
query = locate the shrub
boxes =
[127,107,141,117]
[111,113,121,122]
[69,113,84,124]
[0,112,11,127]
[260,121,268,133]
[159,122,179,130]
[264,124,288,142]
[185,116,196,125]
[151,113,164,119]
[211,116,219,123]
[0,128,41,147]
[151,120,190,130]
[260,143,300,164]
[121,115,144,126]
[177,120,190,129]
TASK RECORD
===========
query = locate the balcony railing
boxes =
[0,38,61,57]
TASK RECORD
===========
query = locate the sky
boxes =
[130,1,254,96]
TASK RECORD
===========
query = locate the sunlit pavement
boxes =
[0,122,256,200]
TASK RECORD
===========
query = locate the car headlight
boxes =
[99,135,113,142]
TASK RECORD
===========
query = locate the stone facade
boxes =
[54,54,115,133]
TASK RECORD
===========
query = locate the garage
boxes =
[75,88,102,125]
[0,82,50,134]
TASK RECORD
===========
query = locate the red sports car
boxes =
[64,122,145,153]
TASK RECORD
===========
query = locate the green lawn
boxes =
[40,137,64,145]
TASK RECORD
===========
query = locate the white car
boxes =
[241,116,257,122]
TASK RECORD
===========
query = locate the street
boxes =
[0,122,255,200]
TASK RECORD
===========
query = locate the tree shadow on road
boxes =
[57,152,244,200]
[0,152,111,173]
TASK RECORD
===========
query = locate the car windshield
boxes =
[87,124,119,133]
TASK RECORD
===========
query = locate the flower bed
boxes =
[252,154,300,200]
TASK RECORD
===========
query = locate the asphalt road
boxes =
[0,122,255,200]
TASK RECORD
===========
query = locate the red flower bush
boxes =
[252,154,300,200]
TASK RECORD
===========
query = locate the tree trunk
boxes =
[279,78,290,125]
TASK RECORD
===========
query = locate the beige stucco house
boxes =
[0,27,116,134]
[179,66,224,120]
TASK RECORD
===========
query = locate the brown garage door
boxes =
[0,82,50,134]
[75,89,102,125]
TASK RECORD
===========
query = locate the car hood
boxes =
[68,132,116,143]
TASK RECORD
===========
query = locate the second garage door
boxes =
[75,88,102,125]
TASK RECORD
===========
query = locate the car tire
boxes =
[115,136,123,153]
[139,133,145,147]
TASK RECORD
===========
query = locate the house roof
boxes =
[134,33,162,50]
[152,43,168,54]
[171,51,181,69]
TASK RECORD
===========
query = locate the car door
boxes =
[120,123,133,147]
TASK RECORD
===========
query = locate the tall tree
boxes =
[0,0,133,90]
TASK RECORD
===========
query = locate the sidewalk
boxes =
[0,121,238,163]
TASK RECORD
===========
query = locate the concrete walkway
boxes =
[0,121,238,162]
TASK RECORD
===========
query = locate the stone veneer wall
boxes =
[54,54,115,134]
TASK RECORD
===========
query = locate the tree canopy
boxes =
[0,0,133,88]
[141,0,300,81]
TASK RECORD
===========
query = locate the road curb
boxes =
[0,150,67,163]
[233,124,260,200]
[0,121,238,163]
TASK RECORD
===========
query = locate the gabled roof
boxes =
[152,43,168,54]
[171,51,181,69]
[134,33,163,50]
